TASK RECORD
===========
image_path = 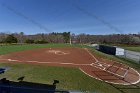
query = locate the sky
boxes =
[0,0,140,35]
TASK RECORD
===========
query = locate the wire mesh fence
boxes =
[118,50,140,64]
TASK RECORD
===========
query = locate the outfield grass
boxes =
[0,44,139,93]
[111,44,140,52]
[0,44,86,55]
[123,46,140,52]
[105,44,140,52]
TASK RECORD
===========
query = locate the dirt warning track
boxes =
[0,48,140,85]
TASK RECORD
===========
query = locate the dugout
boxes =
[97,45,124,56]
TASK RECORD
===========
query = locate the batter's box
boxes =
[105,65,129,78]
[91,62,107,70]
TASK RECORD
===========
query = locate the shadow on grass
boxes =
[0,78,68,93]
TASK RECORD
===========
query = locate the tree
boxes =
[5,34,18,43]
[0,32,7,43]
[132,36,140,45]
[34,39,48,44]
[62,32,70,43]
[25,39,34,44]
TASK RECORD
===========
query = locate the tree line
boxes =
[0,32,140,45]
[0,32,70,44]
[76,33,140,45]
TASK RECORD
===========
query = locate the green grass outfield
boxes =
[0,44,140,93]
[123,46,140,52]
[104,44,140,52]
[0,44,85,55]
[111,44,140,52]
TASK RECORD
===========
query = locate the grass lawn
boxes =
[0,44,140,93]
[0,63,120,93]
[123,46,140,52]
[111,44,140,52]
[0,44,85,55]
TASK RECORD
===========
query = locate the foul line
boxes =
[0,49,140,85]
[79,68,129,85]
[0,58,90,66]
[84,48,128,71]
[84,48,140,85]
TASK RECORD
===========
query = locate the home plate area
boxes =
[0,48,140,85]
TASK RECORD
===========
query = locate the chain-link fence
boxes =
[122,50,140,64]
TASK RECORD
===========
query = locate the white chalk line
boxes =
[84,48,98,62]
[1,57,139,85]
[0,59,132,85]
[84,48,140,85]
[79,68,130,85]
[1,58,123,77]
[85,48,128,75]
[90,63,126,78]
[0,58,90,66]
[80,67,140,85]
[0,57,139,77]
[0,48,140,85]
[85,48,128,70]
[0,58,127,78]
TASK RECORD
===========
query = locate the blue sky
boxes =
[0,0,140,35]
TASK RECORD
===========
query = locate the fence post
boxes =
[139,55,140,64]
[124,50,126,58]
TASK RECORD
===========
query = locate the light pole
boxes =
[69,32,72,45]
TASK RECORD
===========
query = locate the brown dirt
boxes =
[0,48,139,85]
